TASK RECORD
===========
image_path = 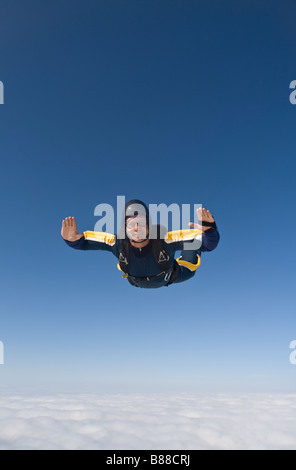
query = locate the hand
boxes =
[189,207,215,231]
[61,217,84,241]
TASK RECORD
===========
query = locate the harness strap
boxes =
[117,263,129,278]
[127,270,170,284]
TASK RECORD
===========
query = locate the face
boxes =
[126,216,148,242]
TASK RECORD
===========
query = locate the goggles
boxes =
[126,216,147,230]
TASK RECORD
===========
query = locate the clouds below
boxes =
[0,393,295,450]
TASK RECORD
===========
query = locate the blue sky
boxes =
[0,0,295,394]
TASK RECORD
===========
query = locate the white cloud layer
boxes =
[0,392,295,450]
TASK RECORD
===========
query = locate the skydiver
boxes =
[61,199,220,288]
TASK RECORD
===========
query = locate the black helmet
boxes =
[124,199,149,222]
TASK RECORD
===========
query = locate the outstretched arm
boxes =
[189,207,220,252]
[61,216,117,252]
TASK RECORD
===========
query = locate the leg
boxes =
[172,248,201,284]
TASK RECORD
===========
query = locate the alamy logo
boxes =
[0,341,4,365]
[289,340,296,365]
[0,81,3,104]
[289,80,296,104]
[94,196,203,250]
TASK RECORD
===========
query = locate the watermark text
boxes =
[0,341,4,365]
[289,340,296,365]
[289,80,296,104]
[94,196,203,250]
[0,81,3,104]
